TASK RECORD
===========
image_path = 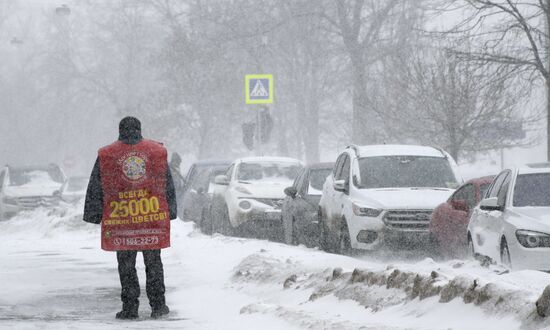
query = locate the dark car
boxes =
[181,160,231,230]
[282,162,333,247]
[429,176,494,258]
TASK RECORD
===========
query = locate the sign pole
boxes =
[245,74,273,156]
[257,107,262,156]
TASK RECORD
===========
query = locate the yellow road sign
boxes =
[245,74,273,104]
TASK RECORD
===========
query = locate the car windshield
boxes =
[513,173,550,207]
[237,162,301,183]
[308,168,332,194]
[9,168,64,186]
[67,177,89,192]
[356,156,457,189]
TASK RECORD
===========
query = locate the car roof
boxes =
[465,175,494,185]
[192,159,232,166]
[236,156,302,164]
[351,144,445,158]
[525,162,550,169]
[517,167,550,175]
[306,162,334,170]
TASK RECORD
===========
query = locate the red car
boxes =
[429,176,494,258]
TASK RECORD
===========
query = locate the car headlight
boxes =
[2,196,17,205]
[516,230,550,248]
[239,200,252,210]
[235,186,251,195]
[352,202,382,217]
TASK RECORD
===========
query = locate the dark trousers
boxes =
[116,249,166,311]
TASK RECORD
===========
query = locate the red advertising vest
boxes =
[98,139,171,251]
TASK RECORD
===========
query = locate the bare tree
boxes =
[382,47,532,161]
[443,0,550,159]
[321,0,403,144]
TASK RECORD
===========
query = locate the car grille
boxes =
[383,209,433,232]
[16,196,57,210]
[251,198,284,209]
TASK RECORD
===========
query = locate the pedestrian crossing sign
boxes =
[245,74,273,104]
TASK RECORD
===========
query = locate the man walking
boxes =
[83,116,177,319]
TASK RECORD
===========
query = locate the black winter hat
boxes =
[118,116,142,144]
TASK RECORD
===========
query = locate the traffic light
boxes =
[242,122,255,150]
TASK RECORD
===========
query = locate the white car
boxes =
[319,144,462,254]
[467,167,550,271]
[0,164,65,220]
[210,156,303,239]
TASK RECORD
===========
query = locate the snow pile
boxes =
[231,249,550,329]
[2,200,94,238]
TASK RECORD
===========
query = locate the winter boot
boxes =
[150,305,170,319]
[115,309,138,319]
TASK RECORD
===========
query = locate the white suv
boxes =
[318,145,462,253]
[211,156,303,239]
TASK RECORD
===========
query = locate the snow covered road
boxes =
[1,205,550,329]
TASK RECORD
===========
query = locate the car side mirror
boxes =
[214,175,229,186]
[284,187,297,198]
[479,197,502,211]
[451,199,469,212]
[333,180,347,193]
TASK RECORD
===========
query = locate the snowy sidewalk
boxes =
[1,206,550,329]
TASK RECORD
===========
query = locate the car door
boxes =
[445,183,475,242]
[283,169,305,226]
[472,171,506,258]
[212,164,234,216]
[222,164,236,206]
[326,154,345,227]
[333,154,350,223]
[303,168,330,223]
[484,171,511,260]
[183,169,210,222]
[292,169,310,223]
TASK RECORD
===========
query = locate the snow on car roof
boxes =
[192,159,232,166]
[517,167,550,175]
[354,144,445,158]
[237,156,303,164]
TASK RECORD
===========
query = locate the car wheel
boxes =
[500,238,512,269]
[338,221,352,255]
